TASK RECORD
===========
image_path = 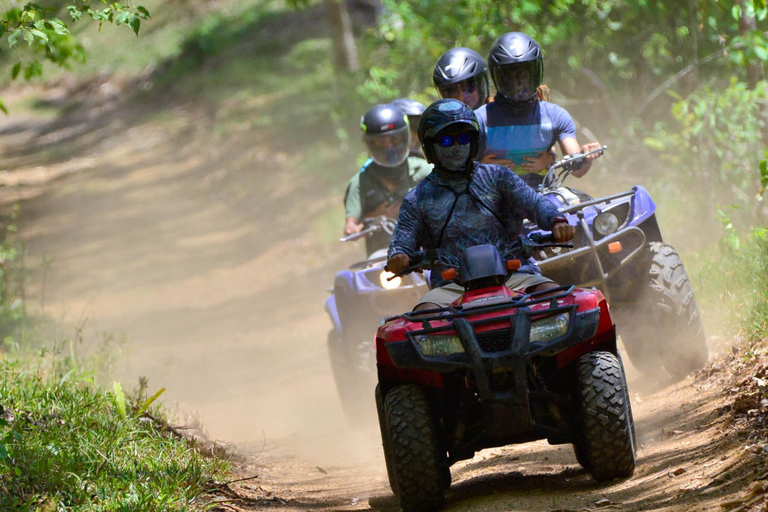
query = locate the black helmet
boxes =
[487,32,544,103]
[432,48,490,110]
[418,99,480,165]
[360,104,411,167]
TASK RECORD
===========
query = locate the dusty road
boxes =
[0,90,764,511]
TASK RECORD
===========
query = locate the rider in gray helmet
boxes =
[432,47,491,110]
[390,98,426,159]
[343,104,432,254]
[478,32,602,190]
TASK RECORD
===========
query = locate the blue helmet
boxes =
[417,99,480,164]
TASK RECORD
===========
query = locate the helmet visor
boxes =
[492,61,543,101]
[437,76,488,110]
[364,125,411,167]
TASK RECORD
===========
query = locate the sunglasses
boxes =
[437,132,472,147]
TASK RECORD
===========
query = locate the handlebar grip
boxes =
[530,232,555,244]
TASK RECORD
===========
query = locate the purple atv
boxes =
[324,216,429,426]
[524,148,708,378]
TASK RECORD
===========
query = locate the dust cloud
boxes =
[5,92,726,473]
[10,112,386,468]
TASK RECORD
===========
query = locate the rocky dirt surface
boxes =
[0,85,766,512]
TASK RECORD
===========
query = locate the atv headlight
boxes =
[530,313,570,343]
[415,334,464,357]
[594,211,620,236]
[380,270,401,290]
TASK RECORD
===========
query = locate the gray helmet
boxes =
[417,99,480,165]
[432,47,490,109]
[487,32,544,103]
[360,104,411,168]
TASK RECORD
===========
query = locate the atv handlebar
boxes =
[340,215,396,243]
[385,235,573,280]
[541,145,608,191]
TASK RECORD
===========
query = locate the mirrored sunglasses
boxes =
[437,132,472,147]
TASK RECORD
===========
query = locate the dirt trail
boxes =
[0,90,764,511]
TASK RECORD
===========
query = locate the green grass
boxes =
[687,226,768,343]
[0,343,228,511]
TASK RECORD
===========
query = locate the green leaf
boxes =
[11,62,21,80]
[754,0,766,10]
[29,29,48,43]
[7,29,22,47]
[128,15,140,36]
[136,6,151,18]
[115,11,129,25]
[137,387,165,415]
[732,4,742,21]
[113,381,127,419]
[755,45,768,61]
[760,156,768,189]
[23,30,34,45]
[0,443,7,459]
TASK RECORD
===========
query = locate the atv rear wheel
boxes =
[384,385,445,512]
[376,385,398,496]
[573,351,636,482]
[327,329,373,428]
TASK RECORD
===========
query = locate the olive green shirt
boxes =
[344,156,433,219]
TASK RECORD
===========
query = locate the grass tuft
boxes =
[0,347,228,510]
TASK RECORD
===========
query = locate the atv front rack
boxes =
[538,188,647,302]
[386,285,576,325]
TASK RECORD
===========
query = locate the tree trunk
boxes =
[325,0,359,73]
[737,0,760,89]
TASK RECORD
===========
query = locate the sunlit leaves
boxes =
[1,2,151,86]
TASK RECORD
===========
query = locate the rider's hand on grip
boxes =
[344,217,363,236]
[553,221,575,243]
[386,253,410,274]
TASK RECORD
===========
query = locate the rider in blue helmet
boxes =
[478,32,602,190]
[387,99,575,310]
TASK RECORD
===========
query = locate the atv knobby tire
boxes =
[384,385,445,512]
[619,242,708,378]
[573,351,636,482]
[376,385,398,496]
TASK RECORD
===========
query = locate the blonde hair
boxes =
[536,84,551,102]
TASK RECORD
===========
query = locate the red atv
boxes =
[375,234,636,512]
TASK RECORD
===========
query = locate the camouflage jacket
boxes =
[388,162,561,288]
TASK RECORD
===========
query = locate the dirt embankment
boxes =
[0,86,766,512]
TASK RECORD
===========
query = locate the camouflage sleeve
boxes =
[388,195,422,259]
[344,173,362,219]
[497,166,560,229]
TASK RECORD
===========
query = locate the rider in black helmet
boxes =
[390,98,427,159]
[432,48,491,110]
[343,104,432,254]
[387,99,575,310]
[478,32,602,189]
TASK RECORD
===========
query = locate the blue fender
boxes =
[324,294,342,334]
[628,186,656,226]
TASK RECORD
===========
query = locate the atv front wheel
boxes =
[573,351,636,482]
[384,385,445,512]
[620,243,708,378]
[376,385,398,496]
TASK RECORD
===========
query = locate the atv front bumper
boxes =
[384,303,600,437]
